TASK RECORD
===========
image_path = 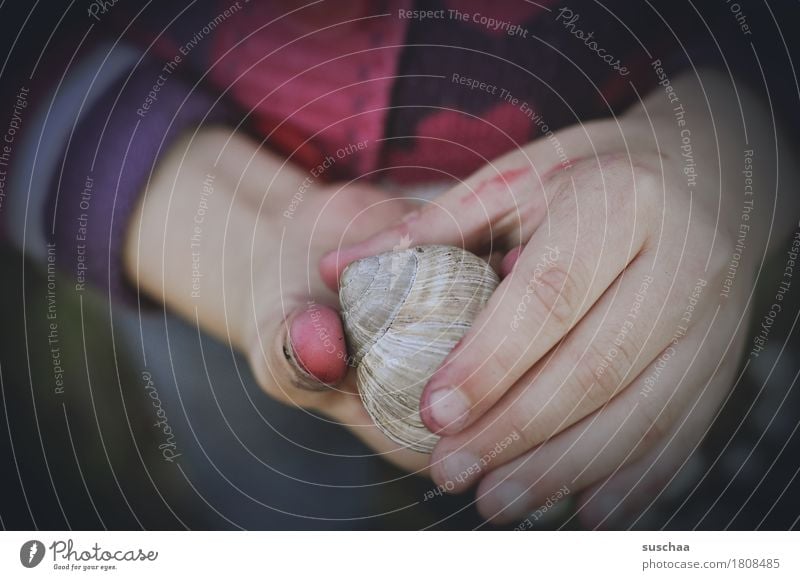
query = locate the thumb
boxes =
[284,303,349,389]
[247,301,349,403]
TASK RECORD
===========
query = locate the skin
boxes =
[319,70,799,525]
[124,127,428,475]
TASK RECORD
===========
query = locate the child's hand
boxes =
[320,71,777,524]
[126,128,429,474]
[244,179,433,473]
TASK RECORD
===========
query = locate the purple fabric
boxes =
[44,61,231,303]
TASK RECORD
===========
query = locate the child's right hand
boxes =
[244,178,433,473]
[126,128,428,473]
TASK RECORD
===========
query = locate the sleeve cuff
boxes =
[2,43,138,260]
[44,58,231,304]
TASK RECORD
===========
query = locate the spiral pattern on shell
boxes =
[339,245,499,453]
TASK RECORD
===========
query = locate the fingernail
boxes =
[320,247,371,292]
[283,337,326,392]
[491,480,528,519]
[424,386,470,433]
[500,245,524,278]
[440,451,480,486]
[333,243,371,265]
[286,306,347,389]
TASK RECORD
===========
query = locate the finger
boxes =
[471,320,718,524]
[485,250,506,275]
[313,187,415,290]
[420,157,656,436]
[575,334,744,529]
[285,303,349,387]
[428,257,700,490]
[247,301,348,407]
[500,245,524,278]
[319,161,549,291]
[252,187,415,392]
[574,415,705,529]
[262,305,431,475]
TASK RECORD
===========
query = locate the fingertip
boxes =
[485,251,505,275]
[418,385,439,433]
[420,383,471,435]
[319,250,342,292]
[500,245,524,278]
[319,247,370,292]
[287,305,348,386]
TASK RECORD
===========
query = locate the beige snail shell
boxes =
[339,245,499,453]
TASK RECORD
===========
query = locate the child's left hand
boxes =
[320,72,765,525]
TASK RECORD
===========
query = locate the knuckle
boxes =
[458,367,511,415]
[581,334,636,405]
[521,258,582,330]
[570,154,663,213]
[632,172,665,224]
[488,337,527,381]
[632,162,663,205]
[455,342,517,402]
[507,398,546,449]
[544,164,580,206]
[570,355,608,409]
[635,376,696,453]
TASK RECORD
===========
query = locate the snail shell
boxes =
[339,245,499,453]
